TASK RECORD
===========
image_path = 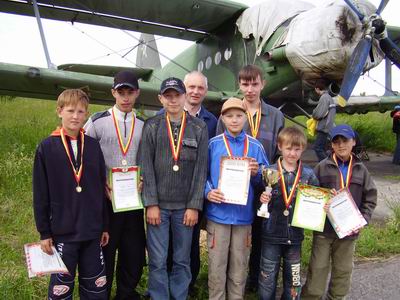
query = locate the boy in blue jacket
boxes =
[33,89,109,299]
[258,126,319,300]
[205,97,268,300]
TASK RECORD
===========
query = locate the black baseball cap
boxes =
[113,71,139,90]
[159,77,186,94]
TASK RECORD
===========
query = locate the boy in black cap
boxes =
[302,124,377,300]
[84,70,145,299]
[140,77,208,300]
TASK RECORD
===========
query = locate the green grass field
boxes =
[0,97,398,299]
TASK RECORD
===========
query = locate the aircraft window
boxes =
[206,56,212,69]
[198,61,204,72]
[224,48,232,60]
[215,52,222,65]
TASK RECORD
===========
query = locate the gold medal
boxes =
[278,158,302,216]
[283,209,289,216]
[173,164,179,172]
[76,186,82,193]
[121,159,127,166]
[166,112,186,171]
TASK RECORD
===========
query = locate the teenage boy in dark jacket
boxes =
[33,89,109,299]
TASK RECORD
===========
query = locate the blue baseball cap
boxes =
[394,105,400,111]
[330,124,355,140]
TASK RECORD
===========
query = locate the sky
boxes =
[0,0,399,96]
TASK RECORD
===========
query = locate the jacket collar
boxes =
[224,129,246,142]
[111,105,134,122]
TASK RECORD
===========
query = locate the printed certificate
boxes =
[110,166,142,212]
[218,156,251,205]
[327,188,367,239]
[24,243,69,278]
[292,184,331,232]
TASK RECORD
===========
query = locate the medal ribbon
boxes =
[60,128,84,187]
[111,107,135,157]
[277,158,302,209]
[222,133,249,157]
[246,105,261,138]
[332,153,353,188]
[166,112,187,164]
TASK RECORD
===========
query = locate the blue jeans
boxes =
[147,208,193,300]
[393,133,400,164]
[313,131,329,161]
[258,243,301,300]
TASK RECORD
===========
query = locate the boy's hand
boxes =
[146,205,161,226]
[249,158,259,177]
[40,238,54,255]
[138,176,143,193]
[100,232,109,247]
[323,199,332,213]
[105,183,112,201]
[207,189,225,203]
[183,209,198,227]
[330,188,338,196]
[260,191,272,204]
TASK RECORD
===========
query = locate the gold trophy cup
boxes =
[257,167,280,218]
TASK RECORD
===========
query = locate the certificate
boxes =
[109,166,143,212]
[327,188,367,239]
[292,184,331,232]
[24,243,69,278]
[218,156,251,205]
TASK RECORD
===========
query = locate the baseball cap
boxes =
[160,77,186,94]
[394,105,400,111]
[221,97,246,115]
[113,71,139,90]
[330,124,355,140]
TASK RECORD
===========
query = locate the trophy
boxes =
[257,166,280,218]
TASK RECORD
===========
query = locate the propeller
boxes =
[338,0,399,107]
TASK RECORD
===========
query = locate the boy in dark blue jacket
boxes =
[258,127,318,300]
[205,97,268,300]
[33,89,109,299]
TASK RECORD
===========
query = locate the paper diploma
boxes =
[292,184,331,232]
[24,243,69,278]
[218,156,251,205]
[110,166,142,212]
[327,188,367,239]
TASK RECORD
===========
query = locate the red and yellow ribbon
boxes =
[222,133,249,157]
[60,128,84,188]
[332,153,353,188]
[111,107,135,157]
[166,112,187,164]
[246,105,261,138]
[277,158,302,209]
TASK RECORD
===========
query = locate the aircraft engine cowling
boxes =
[283,0,384,85]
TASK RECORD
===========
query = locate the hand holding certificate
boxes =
[110,166,143,212]
[24,243,69,278]
[327,188,367,238]
[291,184,331,232]
[218,156,251,205]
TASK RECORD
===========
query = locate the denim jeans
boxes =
[313,131,329,161]
[393,133,400,164]
[258,243,301,300]
[147,208,193,300]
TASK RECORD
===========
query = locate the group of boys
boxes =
[33,64,377,300]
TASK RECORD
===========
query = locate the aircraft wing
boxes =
[0,0,247,41]
[0,62,223,109]
[336,95,400,114]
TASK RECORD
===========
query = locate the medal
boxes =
[59,128,85,193]
[112,107,135,167]
[166,112,187,171]
[332,153,353,189]
[222,133,249,157]
[277,158,302,215]
[246,104,261,138]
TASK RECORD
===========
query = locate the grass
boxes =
[0,97,399,299]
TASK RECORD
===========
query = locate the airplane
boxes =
[1,0,400,122]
